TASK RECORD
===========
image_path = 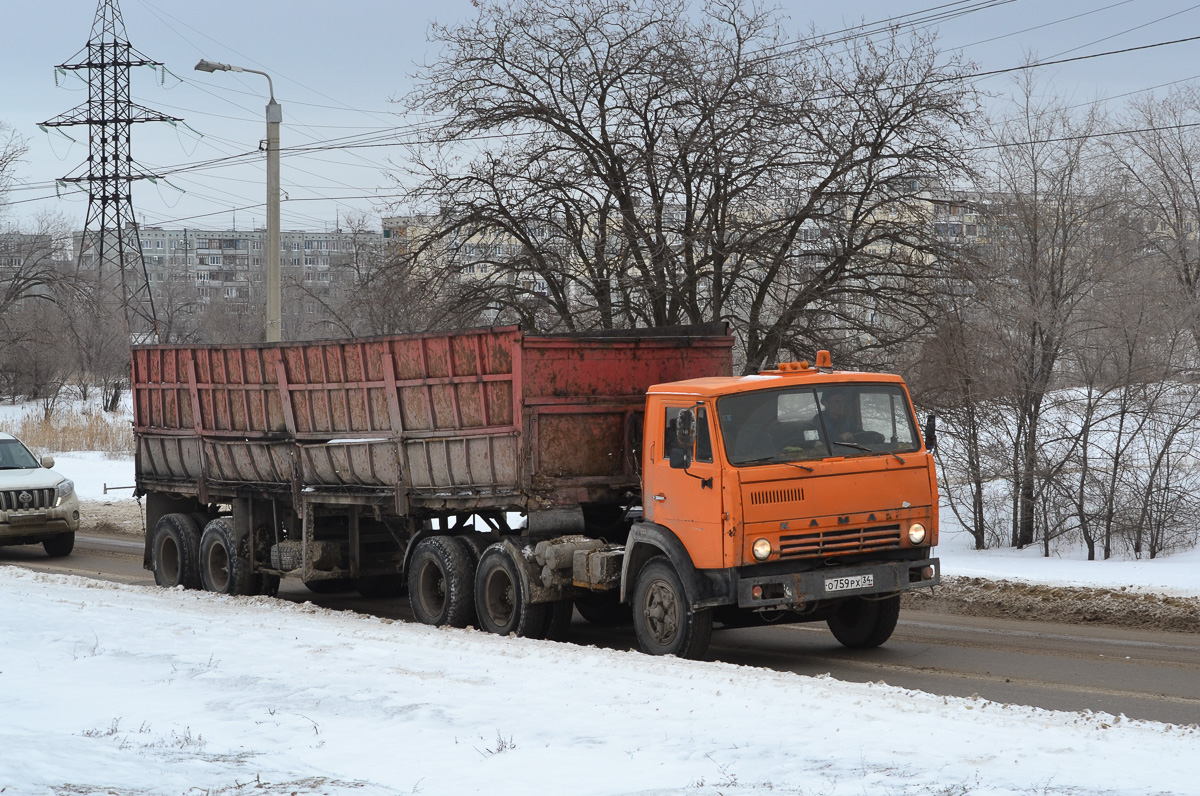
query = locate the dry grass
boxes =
[0,405,134,456]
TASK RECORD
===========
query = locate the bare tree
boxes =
[0,214,69,321]
[1107,86,1200,353]
[0,120,26,212]
[977,76,1119,549]
[398,0,977,369]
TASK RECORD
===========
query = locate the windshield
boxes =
[717,384,920,466]
[0,438,40,469]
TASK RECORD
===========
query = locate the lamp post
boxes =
[194,59,282,342]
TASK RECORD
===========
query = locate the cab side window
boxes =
[664,406,713,463]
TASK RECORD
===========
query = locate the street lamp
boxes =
[194,59,282,342]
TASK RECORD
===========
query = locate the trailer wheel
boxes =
[356,574,404,599]
[151,513,201,589]
[42,532,76,558]
[408,536,474,627]
[474,544,548,638]
[826,594,900,649]
[199,518,254,596]
[632,556,712,659]
[574,591,632,626]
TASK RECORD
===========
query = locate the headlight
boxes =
[752,538,772,561]
[56,479,75,506]
[908,522,926,545]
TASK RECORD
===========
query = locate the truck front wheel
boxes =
[474,544,548,638]
[151,513,201,589]
[199,519,255,596]
[826,594,901,648]
[632,556,712,659]
[408,535,474,627]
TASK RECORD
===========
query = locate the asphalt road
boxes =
[4,532,1199,727]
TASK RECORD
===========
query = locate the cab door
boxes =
[644,401,725,569]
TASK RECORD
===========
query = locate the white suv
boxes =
[0,432,80,557]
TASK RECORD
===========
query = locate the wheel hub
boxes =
[644,578,679,645]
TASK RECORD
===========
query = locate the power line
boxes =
[1041,3,1200,61]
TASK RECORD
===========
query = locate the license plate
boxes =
[825,574,873,593]
[8,513,47,526]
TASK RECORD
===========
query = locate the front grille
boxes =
[0,488,55,512]
[750,487,804,506]
[779,524,901,558]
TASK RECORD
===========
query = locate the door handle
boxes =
[653,493,666,501]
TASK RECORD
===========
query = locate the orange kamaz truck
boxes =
[133,323,939,659]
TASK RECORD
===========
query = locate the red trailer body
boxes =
[132,324,733,514]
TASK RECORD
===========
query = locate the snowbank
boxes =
[0,567,1195,795]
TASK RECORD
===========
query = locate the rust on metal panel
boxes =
[267,348,297,436]
[203,440,292,485]
[534,408,629,479]
[137,436,203,481]
[382,344,405,433]
[185,356,204,438]
[298,441,402,488]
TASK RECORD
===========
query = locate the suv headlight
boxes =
[56,479,75,505]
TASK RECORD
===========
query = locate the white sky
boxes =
[3,0,1200,232]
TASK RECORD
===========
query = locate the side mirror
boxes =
[41,455,55,469]
[669,446,691,470]
[923,414,937,453]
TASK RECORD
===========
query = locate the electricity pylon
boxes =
[42,0,180,342]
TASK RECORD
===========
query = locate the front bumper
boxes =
[0,497,81,544]
[736,557,940,609]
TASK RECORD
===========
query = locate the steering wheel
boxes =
[776,423,820,455]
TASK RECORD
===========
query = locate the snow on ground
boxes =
[1,566,1197,796]
[937,522,1200,598]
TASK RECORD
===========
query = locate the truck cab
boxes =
[626,352,940,657]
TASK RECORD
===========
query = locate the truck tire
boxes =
[356,574,404,599]
[574,590,632,626]
[151,514,201,589]
[455,533,492,570]
[541,599,574,641]
[474,543,549,638]
[826,594,901,649]
[632,556,712,659]
[42,532,76,558]
[408,535,474,627]
[199,518,255,596]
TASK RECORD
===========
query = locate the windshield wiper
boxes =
[832,441,907,464]
[738,456,814,472]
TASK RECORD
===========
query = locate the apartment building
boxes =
[76,225,382,306]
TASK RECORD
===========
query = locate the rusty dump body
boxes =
[132,324,733,515]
